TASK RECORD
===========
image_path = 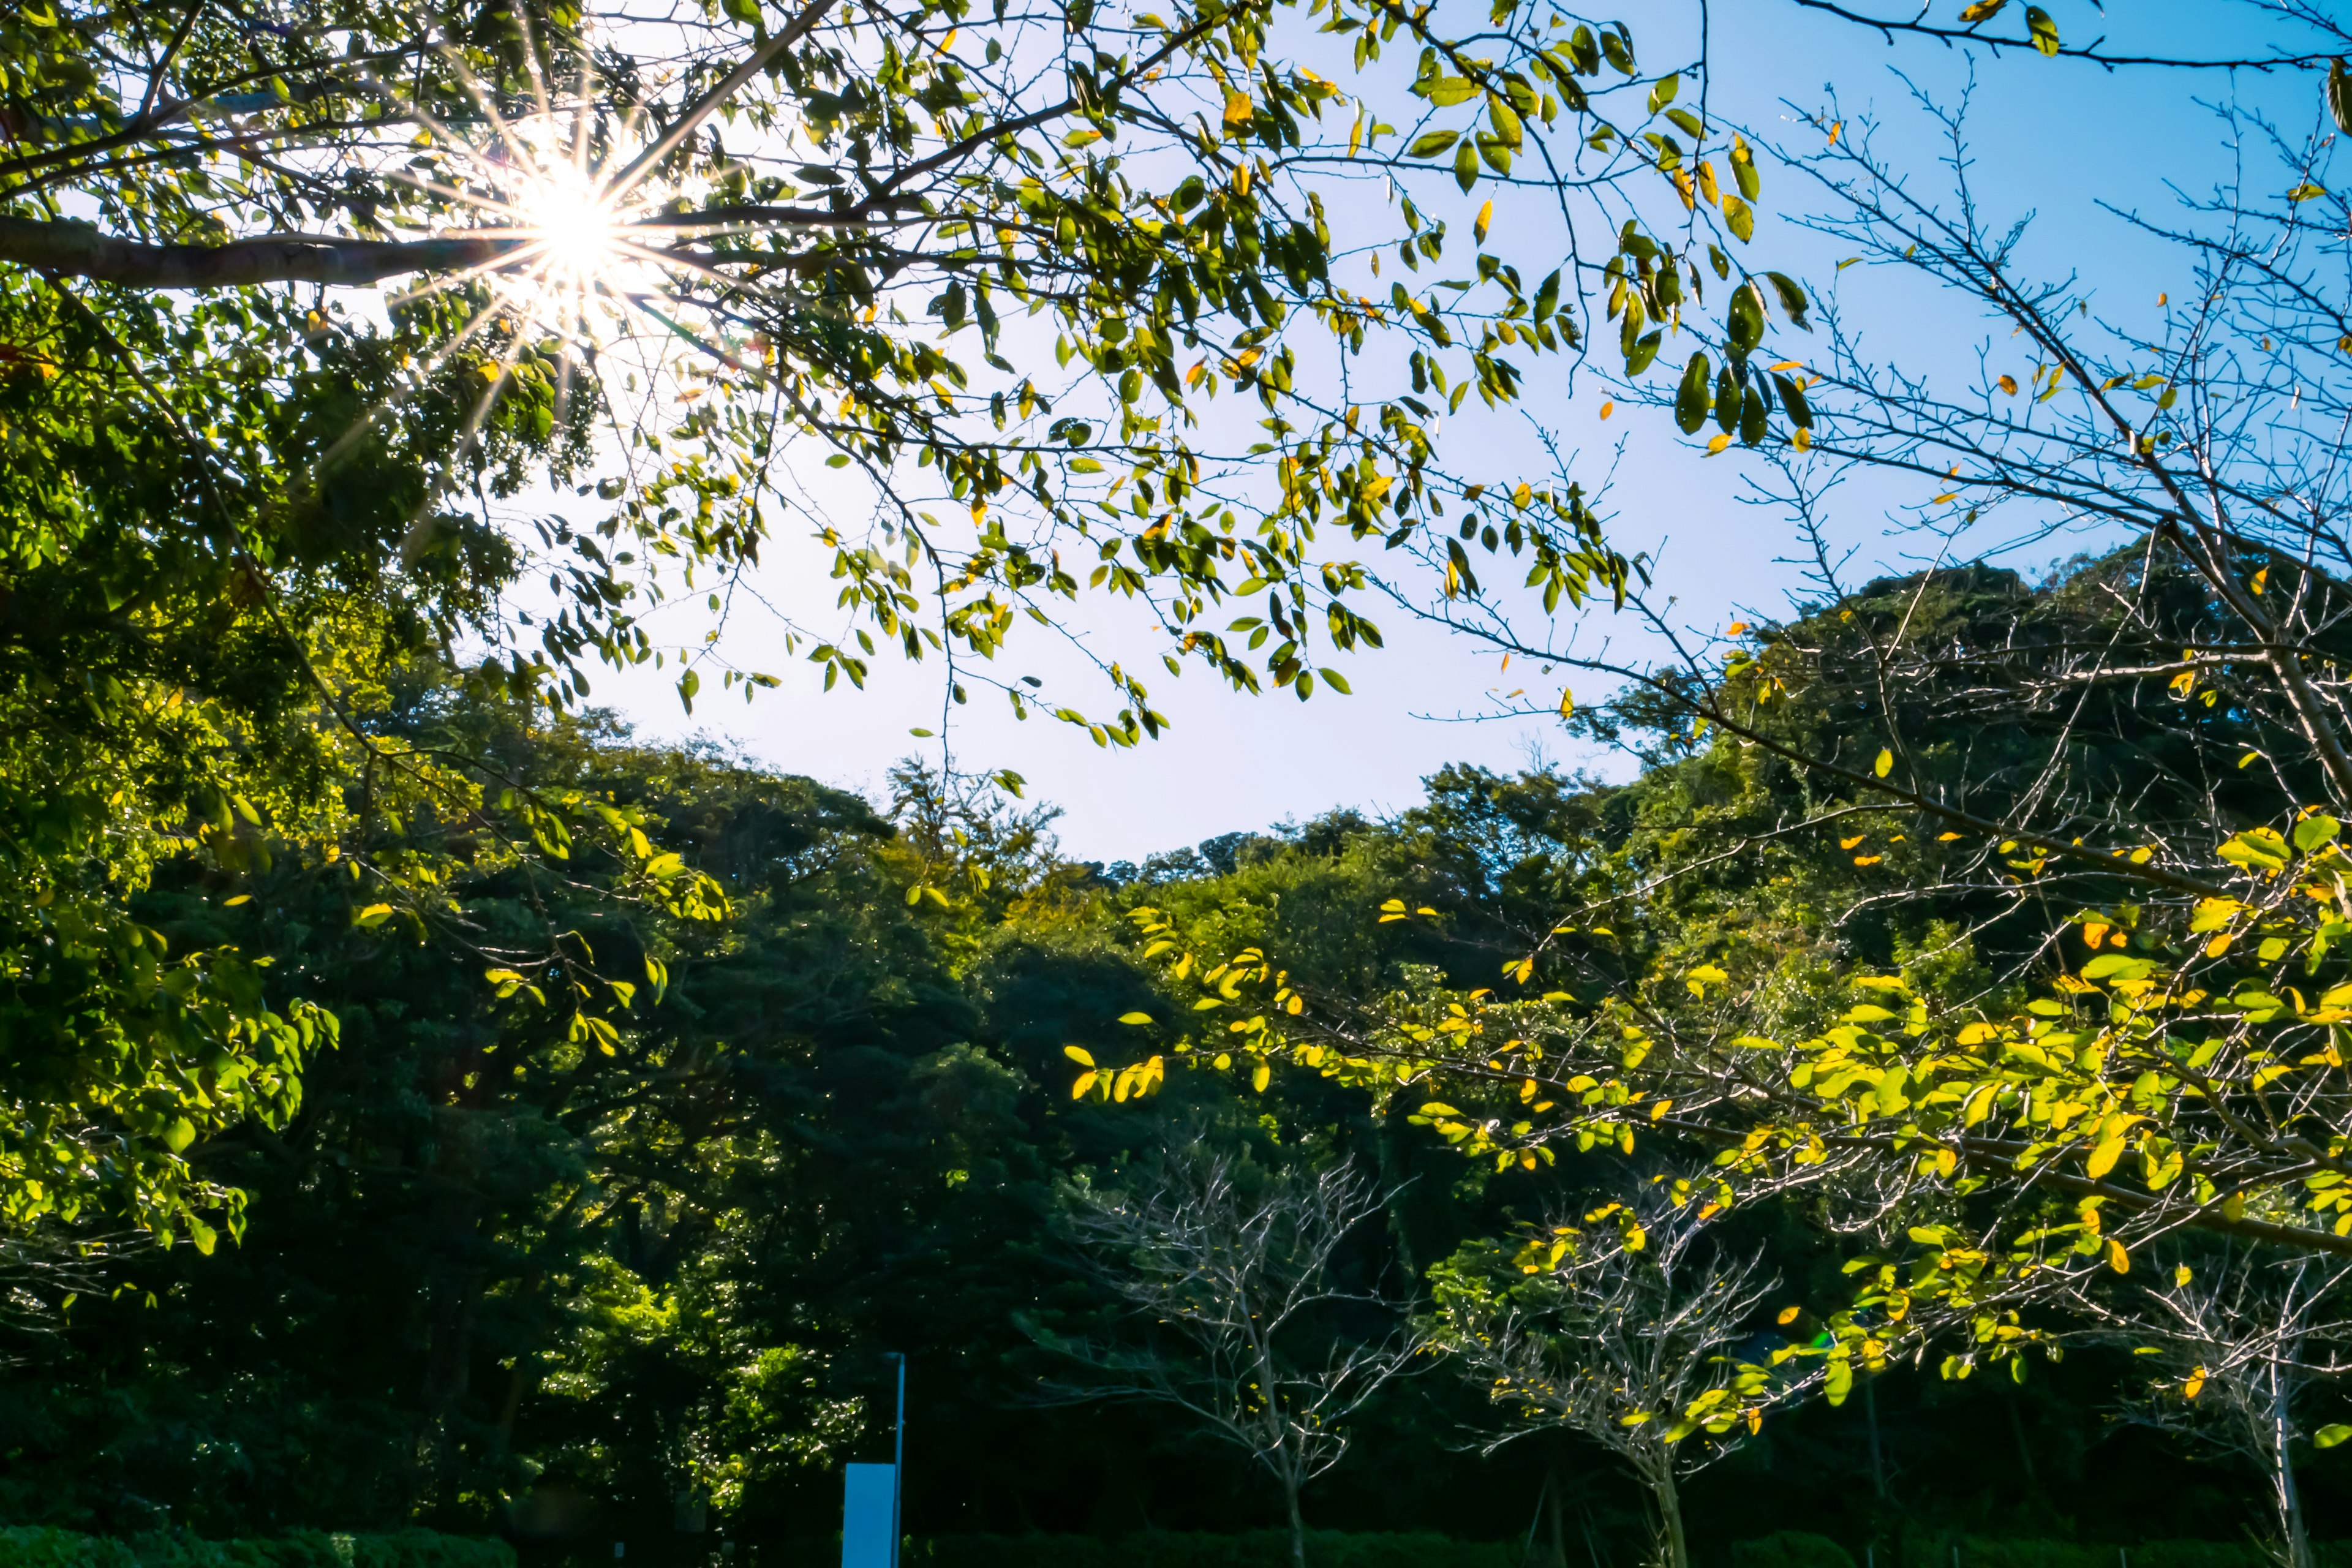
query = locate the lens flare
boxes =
[526,170,622,290]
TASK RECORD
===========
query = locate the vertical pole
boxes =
[891,1353,907,1568]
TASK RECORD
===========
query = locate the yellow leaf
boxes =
[1777,1305,1801,1325]
[1224,91,1253,127]
[224,894,252,907]
[1599,400,1614,420]
[1997,374,2019,394]
[2176,1265,2193,1287]
[1474,199,1494,244]
[2185,1368,2206,1399]
[1071,1071,1098,1099]
[1853,854,1883,867]
[1840,834,1868,850]
[1064,1045,1095,1066]
[1117,1011,1154,1025]
[2106,1238,2130,1274]
[1252,1060,1272,1092]
[1874,748,1894,778]
[1939,831,1964,842]
[1706,433,1731,454]
[2085,1134,2127,1180]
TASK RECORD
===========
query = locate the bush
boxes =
[1902,1534,2325,1568]
[1735,1534,1858,1568]
[910,1531,1522,1568]
[0,1529,514,1568]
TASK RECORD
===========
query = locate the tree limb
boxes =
[0,216,514,288]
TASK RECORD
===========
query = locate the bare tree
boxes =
[1430,1182,1794,1568]
[1048,1146,1426,1568]
[2067,1251,2352,1568]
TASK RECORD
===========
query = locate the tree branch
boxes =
[0,217,514,288]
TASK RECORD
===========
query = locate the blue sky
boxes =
[571,0,2334,862]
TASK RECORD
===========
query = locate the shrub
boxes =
[1735,1534,1858,1568]
[910,1531,1522,1568]
[0,1529,513,1568]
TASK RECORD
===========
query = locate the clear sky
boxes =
[554,0,2333,863]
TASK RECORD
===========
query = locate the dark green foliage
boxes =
[0,1530,511,1568]
[910,1533,1519,1568]
[18,557,2352,1563]
[1733,1535,1856,1568]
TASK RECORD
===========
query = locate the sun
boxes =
[522,167,624,292]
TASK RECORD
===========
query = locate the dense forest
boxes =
[9,558,2351,1568]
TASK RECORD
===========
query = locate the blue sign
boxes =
[841,1463,897,1568]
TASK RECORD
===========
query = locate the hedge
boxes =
[1734,1534,1858,1568]
[908,1532,1521,1568]
[905,1536,2352,1568]
[1904,1534,2344,1568]
[0,1529,514,1568]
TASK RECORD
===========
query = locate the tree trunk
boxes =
[1284,1474,1308,1568]
[2269,1360,2314,1568]
[1651,1463,1689,1568]
[1863,1374,1888,1500]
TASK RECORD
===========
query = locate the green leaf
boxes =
[1488,99,1523,150]
[1772,372,1814,429]
[1727,282,1765,355]
[2220,827,2290,873]
[1730,138,1760,202]
[1675,352,1713,434]
[1420,77,1480,106]
[2318,1425,2352,1450]
[1625,330,1664,376]
[2331,59,2352,137]
[2024,5,2060,55]
[1405,130,1460,159]
[1739,386,1768,446]
[1722,194,1755,244]
[1533,268,1562,322]
[1763,272,1811,331]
